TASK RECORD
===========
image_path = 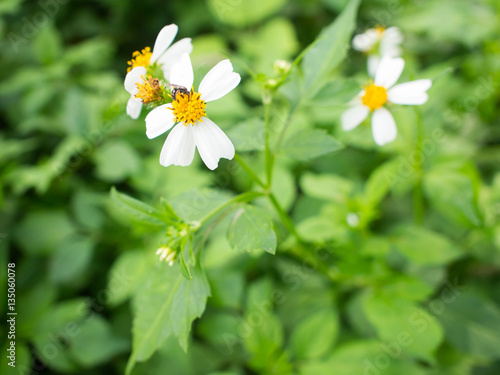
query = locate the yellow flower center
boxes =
[127,47,152,72]
[170,89,206,125]
[375,25,386,34]
[135,75,163,104]
[362,83,387,111]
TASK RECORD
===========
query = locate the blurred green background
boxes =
[1,0,500,374]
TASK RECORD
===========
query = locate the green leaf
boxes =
[363,292,443,362]
[227,205,277,254]
[301,0,361,94]
[282,129,343,161]
[391,225,463,266]
[50,235,94,284]
[300,173,353,202]
[424,167,482,228]
[243,279,292,373]
[178,244,192,280]
[290,308,339,360]
[300,340,426,375]
[127,261,210,374]
[207,0,286,27]
[437,291,500,359]
[227,118,265,152]
[14,210,76,255]
[94,140,141,182]
[69,316,129,368]
[110,187,165,227]
[107,250,148,307]
[239,18,298,73]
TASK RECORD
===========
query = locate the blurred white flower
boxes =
[352,26,403,76]
[341,57,432,146]
[145,54,240,170]
[124,24,193,119]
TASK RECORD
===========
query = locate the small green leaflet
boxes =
[282,129,343,161]
[301,0,361,95]
[110,187,165,226]
[227,205,277,254]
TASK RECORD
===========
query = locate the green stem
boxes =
[198,191,263,226]
[268,193,304,243]
[234,153,266,188]
[263,91,274,188]
[413,107,425,225]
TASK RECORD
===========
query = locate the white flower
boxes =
[341,56,431,146]
[145,54,240,170]
[352,26,403,76]
[124,24,193,119]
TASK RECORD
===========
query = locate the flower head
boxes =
[145,54,240,170]
[341,57,432,146]
[124,24,193,119]
[352,26,403,76]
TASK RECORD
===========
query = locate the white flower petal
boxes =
[341,105,369,131]
[372,107,397,146]
[150,24,178,63]
[145,104,175,139]
[374,57,404,88]
[388,79,432,105]
[367,55,380,77]
[127,96,143,119]
[192,117,235,170]
[170,53,194,90]
[381,27,403,46]
[159,123,196,167]
[124,66,147,95]
[352,29,380,52]
[157,38,193,81]
[199,60,241,102]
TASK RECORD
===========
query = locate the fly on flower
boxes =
[352,26,403,76]
[124,24,193,119]
[145,54,240,170]
[341,56,432,146]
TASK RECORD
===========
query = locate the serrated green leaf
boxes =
[301,0,361,94]
[300,340,427,375]
[126,261,210,374]
[391,225,463,266]
[437,291,500,359]
[227,205,277,254]
[290,308,339,359]
[300,173,353,202]
[110,187,165,227]
[363,292,443,362]
[282,129,343,161]
[424,167,482,228]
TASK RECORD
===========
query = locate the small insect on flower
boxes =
[352,26,403,76]
[341,56,432,146]
[145,54,240,170]
[169,84,191,101]
[124,24,193,119]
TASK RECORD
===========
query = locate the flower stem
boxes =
[413,107,425,225]
[233,153,266,188]
[263,90,274,188]
[198,191,263,226]
[268,192,304,243]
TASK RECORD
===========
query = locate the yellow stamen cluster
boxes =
[375,25,386,34]
[362,83,387,111]
[127,46,152,72]
[170,89,206,126]
[135,75,163,104]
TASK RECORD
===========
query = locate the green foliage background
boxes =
[1,0,500,374]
